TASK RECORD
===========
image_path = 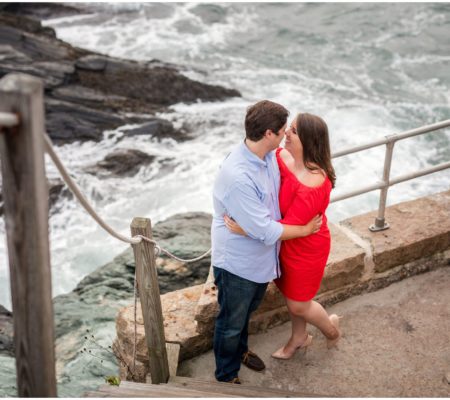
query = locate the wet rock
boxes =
[45,98,127,143]
[0,305,14,357]
[123,119,187,141]
[86,149,156,177]
[75,55,107,72]
[48,177,72,213]
[52,85,127,110]
[2,2,84,21]
[0,10,240,144]
[48,211,211,394]
[0,355,16,397]
[0,44,31,64]
[0,178,71,217]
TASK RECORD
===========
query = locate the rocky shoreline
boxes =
[0,211,212,396]
[0,3,233,396]
[0,3,240,215]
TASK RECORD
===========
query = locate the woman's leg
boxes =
[271,305,310,359]
[286,298,339,340]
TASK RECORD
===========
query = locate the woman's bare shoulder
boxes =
[303,168,326,188]
[280,148,294,163]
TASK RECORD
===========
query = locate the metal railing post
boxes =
[369,137,396,232]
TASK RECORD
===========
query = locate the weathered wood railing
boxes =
[0,72,172,396]
[0,74,57,396]
[130,218,170,384]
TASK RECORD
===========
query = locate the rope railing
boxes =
[44,133,212,263]
[44,132,212,380]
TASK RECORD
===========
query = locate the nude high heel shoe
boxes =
[271,333,313,360]
[327,314,343,349]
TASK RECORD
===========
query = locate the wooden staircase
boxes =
[85,376,329,397]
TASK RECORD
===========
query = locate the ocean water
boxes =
[1,3,449,309]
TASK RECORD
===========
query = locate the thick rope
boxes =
[133,270,137,375]
[44,133,211,262]
[44,133,212,375]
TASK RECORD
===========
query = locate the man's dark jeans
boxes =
[213,266,268,382]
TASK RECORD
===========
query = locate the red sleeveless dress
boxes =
[274,148,332,301]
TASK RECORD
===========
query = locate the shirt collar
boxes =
[239,140,269,167]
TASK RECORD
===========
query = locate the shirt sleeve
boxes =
[223,181,283,246]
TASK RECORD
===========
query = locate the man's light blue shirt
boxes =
[211,141,283,283]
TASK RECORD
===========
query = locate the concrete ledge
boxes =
[114,190,450,380]
[342,192,450,273]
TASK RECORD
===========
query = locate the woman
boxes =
[225,112,341,359]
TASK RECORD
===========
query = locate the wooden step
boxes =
[85,376,333,397]
[168,376,330,397]
[91,382,239,398]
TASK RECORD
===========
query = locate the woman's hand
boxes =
[224,215,247,236]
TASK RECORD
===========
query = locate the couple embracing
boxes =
[211,100,342,384]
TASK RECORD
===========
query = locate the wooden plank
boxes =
[130,218,169,384]
[169,376,331,397]
[166,342,180,378]
[118,381,238,397]
[0,73,57,396]
[84,391,110,397]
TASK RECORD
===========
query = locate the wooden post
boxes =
[0,73,57,396]
[130,217,169,384]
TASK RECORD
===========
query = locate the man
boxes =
[211,100,321,383]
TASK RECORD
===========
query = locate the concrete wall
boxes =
[114,190,450,381]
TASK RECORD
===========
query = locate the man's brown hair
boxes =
[245,100,289,142]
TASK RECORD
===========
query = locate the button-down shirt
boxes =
[211,141,283,283]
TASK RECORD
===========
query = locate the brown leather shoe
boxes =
[225,377,241,384]
[241,350,265,371]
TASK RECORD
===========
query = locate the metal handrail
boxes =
[331,119,450,158]
[1,111,449,232]
[330,119,450,231]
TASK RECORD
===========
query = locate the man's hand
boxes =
[305,213,323,235]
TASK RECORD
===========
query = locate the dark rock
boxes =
[52,84,126,108]
[48,177,72,213]
[0,10,241,145]
[0,178,71,217]
[0,305,14,357]
[86,149,156,177]
[45,98,127,143]
[0,60,75,88]
[3,211,212,396]
[0,9,240,143]
[123,119,188,141]
[2,2,84,21]
[0,21,83,62]
[75,55,107,72]
[76,66,240,107]
[0,44,31,64]
[72,211,212,299]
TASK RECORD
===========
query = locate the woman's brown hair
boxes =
[296,113,336,188]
